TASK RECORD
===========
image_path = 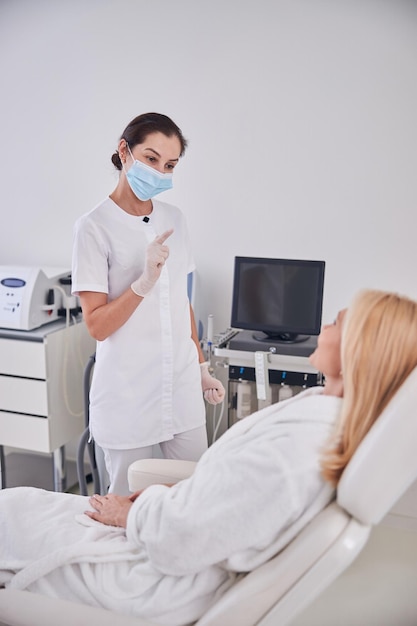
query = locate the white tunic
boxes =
[0,388,342,626]
[72,197,205,449]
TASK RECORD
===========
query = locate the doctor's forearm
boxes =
[80,289,144,341]
[190,304,205,363]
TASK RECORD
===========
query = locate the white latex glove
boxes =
[131,229,173,297]
[200,362,225,405]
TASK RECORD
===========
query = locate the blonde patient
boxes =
[1,289,417,626]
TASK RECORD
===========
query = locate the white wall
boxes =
[1,0,416,334]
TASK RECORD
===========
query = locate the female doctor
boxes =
[72,112,225,495]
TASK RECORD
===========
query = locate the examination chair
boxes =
[1,367,417,626]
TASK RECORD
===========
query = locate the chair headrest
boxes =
[337,366,417,525]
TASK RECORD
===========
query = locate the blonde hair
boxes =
[321,289,417,487]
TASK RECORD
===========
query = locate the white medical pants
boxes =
[101,425,208,495]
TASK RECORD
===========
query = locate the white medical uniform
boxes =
[0,388,341,626]
[71,197,206,451]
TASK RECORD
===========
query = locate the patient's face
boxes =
[309,309,346,378]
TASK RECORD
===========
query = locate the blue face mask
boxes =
[124,146,173,201]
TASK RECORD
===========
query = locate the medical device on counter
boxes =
[0,266,79,331]
[231,256,325,344]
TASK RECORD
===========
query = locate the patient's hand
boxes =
[86,494,133,527]
[129,490,145,502]
[86,485,175,526]
[129,485,173,503]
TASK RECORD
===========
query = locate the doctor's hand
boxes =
[85,494,133,528]
[131,229,174,297]
[200,362,226,405]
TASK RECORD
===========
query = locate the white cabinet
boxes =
[0,318,96,490]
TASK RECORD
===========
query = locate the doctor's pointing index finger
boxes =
[155,229,174,245]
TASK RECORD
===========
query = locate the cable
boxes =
[206,355,226,443]
[207,313,214,363]
[51,283,84,418]
[211,400,225,443]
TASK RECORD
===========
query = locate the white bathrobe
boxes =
[0,388,341,626]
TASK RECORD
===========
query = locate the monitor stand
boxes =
[228,330,317,356]
[252,331,311,344]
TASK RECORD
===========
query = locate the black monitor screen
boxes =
[231,256,325,343]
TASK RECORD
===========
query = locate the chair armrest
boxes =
[128,458,197,491]
[0,589,158,626]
